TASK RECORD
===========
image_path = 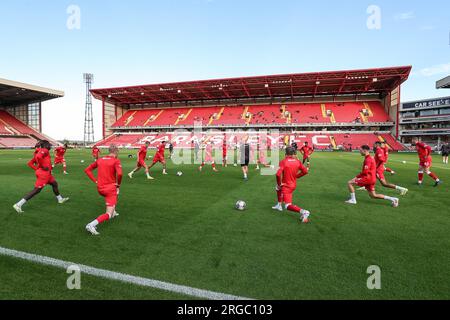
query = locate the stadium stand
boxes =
[111,102,393,128]
[0,78,63,148]
[92,67,411,151]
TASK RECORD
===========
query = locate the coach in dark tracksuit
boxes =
[441,143,450,164]
[240,140,250,181]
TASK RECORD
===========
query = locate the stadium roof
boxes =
[91,66,412,105]
[0,78,64,107]
[436,75,450,89]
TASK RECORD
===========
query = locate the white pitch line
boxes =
[0,246,252,300]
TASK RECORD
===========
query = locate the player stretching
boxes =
[128,141,154,180]
[413,138,442,187]
[84,144,123,235]
[300,142,314,168]
[199,142,219,172]
[346,145,399,207]
[222,140,228,167]
[92,146,100,160]
[382,142,395,175]
[53,144,68,174]
[148,141,168,175]
[13,140,69,213]
[272,146,310,223]
[374,142,408,195]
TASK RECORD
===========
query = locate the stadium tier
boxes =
[0,110,50,148]
[96,132,405,151]
[111,101,392,129]
[0,78,64,148]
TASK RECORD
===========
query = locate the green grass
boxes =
[0,149,449,300]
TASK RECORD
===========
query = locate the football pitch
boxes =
[0,149,449,300]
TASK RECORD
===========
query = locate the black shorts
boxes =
[240,158,250,167]
[443,153,449,157]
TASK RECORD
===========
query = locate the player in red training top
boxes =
[272,146,311,223]
[147,141,168,175]
[53,144,68,174]
[300,142,314,168]
[346,145,399,207]
[412,138,442,187]
[372,142,408,195]
[199,142,219,172]
[381,142,395,175]
[128,141,154,180]
[84,144,123,235]
[92,146,100,160]
[222,140,228,167]
[13,140,69,213]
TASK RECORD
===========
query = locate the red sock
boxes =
[418,172,424,182]
[287,204,301,213]
[277,190,283,202]
[96,213,110,224]
[385,167,393,173]
[212,163,216,169]
[428,172,439,181]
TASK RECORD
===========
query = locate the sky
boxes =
[0,0,449,140]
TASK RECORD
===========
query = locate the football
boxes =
[177,171,183,176]
[235,200,246,211]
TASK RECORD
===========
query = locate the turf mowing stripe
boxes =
[0,246,252,300]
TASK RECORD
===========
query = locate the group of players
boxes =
[12,136,443,235]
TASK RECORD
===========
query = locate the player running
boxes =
[413,138,442,187]
[13,140,69,213]
[147,141,168,175]
[373,142,408,195]
[272,146,311,223]
[84,144,123,235]
[53,144,68,174]
[199,142,219,172]
[382,142,396,175]
[300,142,314,168]
[346,145,399,207]
[222,140,228,167]
[92,146,100,160]
[128,141,154,180]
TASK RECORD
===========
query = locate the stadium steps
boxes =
[144,110,164,126]
[329,136,337,149]
[124,111,137,126]
[174,108,193,125]
[208,107,225,125]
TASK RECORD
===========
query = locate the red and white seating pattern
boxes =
[112,101,392,128]
[0,110,48,148]
[96,132,405,151]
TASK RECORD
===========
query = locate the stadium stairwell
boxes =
[124,111,137,126]
[144,110,164,126]
[175,108,193,125]
[363,103,374,117]
[329,136,337,149]
[208,107,225,125]
[241,106,249,119]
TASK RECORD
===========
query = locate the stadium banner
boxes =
[402,97,450,110]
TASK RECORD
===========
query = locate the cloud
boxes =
[394,11,415,20]
[413,63,450,77]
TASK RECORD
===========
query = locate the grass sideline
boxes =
[0,149,449,300]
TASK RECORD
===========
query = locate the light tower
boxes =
[83,73,94,145]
